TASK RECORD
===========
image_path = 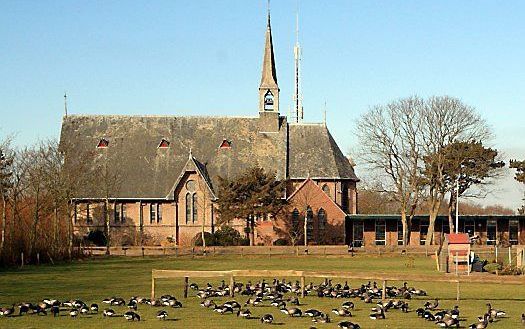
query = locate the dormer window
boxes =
[264,90,274,111]
[219,139,232,149]
[158,138,170,148]
[97,138,109,148]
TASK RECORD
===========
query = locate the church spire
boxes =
[260,4,278,90]
[259,0,279,115]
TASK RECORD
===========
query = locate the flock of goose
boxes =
[0,278,522,328]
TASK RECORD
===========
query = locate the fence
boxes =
[151,269,525,302]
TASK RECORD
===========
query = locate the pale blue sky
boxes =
[1,1,524,209]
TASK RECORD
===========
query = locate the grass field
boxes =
[0,254,523,328]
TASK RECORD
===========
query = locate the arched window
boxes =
[318,208,327,231]
[185,193,191,224]
[264,90,274,111]
[192,193,198,223]
[321,184,331,198]
[306,206,314,244]
[291,208,299,230]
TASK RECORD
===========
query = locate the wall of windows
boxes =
[486,219,497,245]
[397,220,403,245]
[420,219,429,245]
[509,219,519,245]
[352,219,363,247]
[375,219,386,245]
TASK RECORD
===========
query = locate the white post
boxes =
[304,213,307,247]
[508,247,512,266]
[455,177,459,234]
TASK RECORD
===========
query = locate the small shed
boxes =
[446,233,471,274]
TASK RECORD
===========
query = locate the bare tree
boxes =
[0,139,13,256]
[420,96,491,245]
[356,97,425,245]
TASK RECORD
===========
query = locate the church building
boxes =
[59,11,359,246]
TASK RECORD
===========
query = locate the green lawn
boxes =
[0,254,523,328]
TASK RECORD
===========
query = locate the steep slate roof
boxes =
[60,114,287,199]
[288,123,358,180]
[60,115,358,199]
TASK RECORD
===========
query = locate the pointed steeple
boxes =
[258,1,280,117]
[260,10,278,89]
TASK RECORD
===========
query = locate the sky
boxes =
[1,1,524,210]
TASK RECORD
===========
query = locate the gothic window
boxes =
[96,138,109,148]
[185,193,191,224]
[157,204,162,223]
[186,180,196,192]
[306,206,314,243]
[321,184,331,198]
[192,193,198,223]
[291,208,299,230]
[318,208,326,231]
[219,139,232,149]
[158,138,170,148]
[264,90,274,111]
[121,204,126,223]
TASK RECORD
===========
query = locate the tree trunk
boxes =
[426,199,441,246]
[249,216,255,246]
[0,196,6,256]
[447,193,455,233]
[105,199,111,255]
[401,209,408,246]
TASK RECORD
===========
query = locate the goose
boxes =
[313,313,331,323]
[244,297,262,306]
[522,313,525,325]
[200,299,215,308]
[271,300,285,307]
[341,301,355,310]
[111,298,125,306]
[450,305,460,319]
[69,309,79,318]
[425,298,439,310]
[436,316,459,328]
[51,305,60,317]
[469,314,489,329]
[369,308,386,320]
[169,299,182,308]
[124,311,140,321]
[237,309,251,318]
[90,303,99,313]
[127,300,138,310]
[288,296,300,305]
[223,300,240,310]
[332,308,352,317]
[156,310,168,320]
[102,298,113,304]
[260,313,274,324]
[280,307,302,317]
[103,308,116,317]
[338,321,361,329]
[305,309,323,318]
[214,305,234,314]
[487,303,506,319]
[18,304,30,316]
[80,305,90,315]
[0,305,15,317]
[190,283,199,290]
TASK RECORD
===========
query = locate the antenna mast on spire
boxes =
[64,92,68,118]
[293,1,303,123]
